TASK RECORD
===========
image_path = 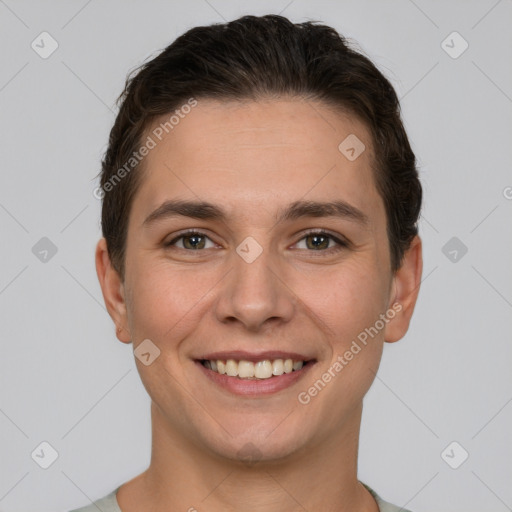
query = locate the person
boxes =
[72,13,423,512]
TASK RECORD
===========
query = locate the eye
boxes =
[294,230,348,253]
[164,229,349,253]
[165,230,216,250]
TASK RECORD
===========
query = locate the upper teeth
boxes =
[203,359,304,379]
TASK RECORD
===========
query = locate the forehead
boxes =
[131,98,383,227]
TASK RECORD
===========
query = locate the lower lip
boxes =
[195,361,315,396]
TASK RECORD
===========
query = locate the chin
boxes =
[204,423,311,466]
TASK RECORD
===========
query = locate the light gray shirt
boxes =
[68,482,413,511]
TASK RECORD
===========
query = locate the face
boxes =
[97,98,421,464]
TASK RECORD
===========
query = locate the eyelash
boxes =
[165,229,349,254]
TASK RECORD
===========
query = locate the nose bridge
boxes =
[214,236,294,331]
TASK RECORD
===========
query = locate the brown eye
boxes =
[166,231,214,250]
[305,233,330,250]
[295,230,348,253]
[182,233,206,250]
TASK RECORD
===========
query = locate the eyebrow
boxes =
[142,199,369,227]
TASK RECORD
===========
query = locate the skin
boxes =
[96,97,422,512]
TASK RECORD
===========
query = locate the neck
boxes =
[117,402,378,512]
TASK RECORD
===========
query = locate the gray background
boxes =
[1,1,511,511]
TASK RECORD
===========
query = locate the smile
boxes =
[200,358,307,380]
[195,353,316,396]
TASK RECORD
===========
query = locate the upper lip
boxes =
[196,350,315,363]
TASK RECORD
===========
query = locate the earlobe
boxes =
[385,235,423,343]
[95,238,132,344]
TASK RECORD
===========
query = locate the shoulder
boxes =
[362,482,414,512]
[68,486,121,512]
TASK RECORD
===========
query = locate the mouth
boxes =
[199,358,310,379]
[194,352,317,396]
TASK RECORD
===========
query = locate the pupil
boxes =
[186,235,203,249]
[309,234,327,250]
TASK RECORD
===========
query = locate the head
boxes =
[96,15,422,463]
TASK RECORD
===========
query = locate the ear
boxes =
[385,235,423,343]
[95,237,131,344]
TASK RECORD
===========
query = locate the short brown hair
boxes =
[98,14,422,280]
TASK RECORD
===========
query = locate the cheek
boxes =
[296,258,390,339]
[126,259,220,342]
[295,263,388,422]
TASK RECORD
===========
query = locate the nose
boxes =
[213,242,295,333]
